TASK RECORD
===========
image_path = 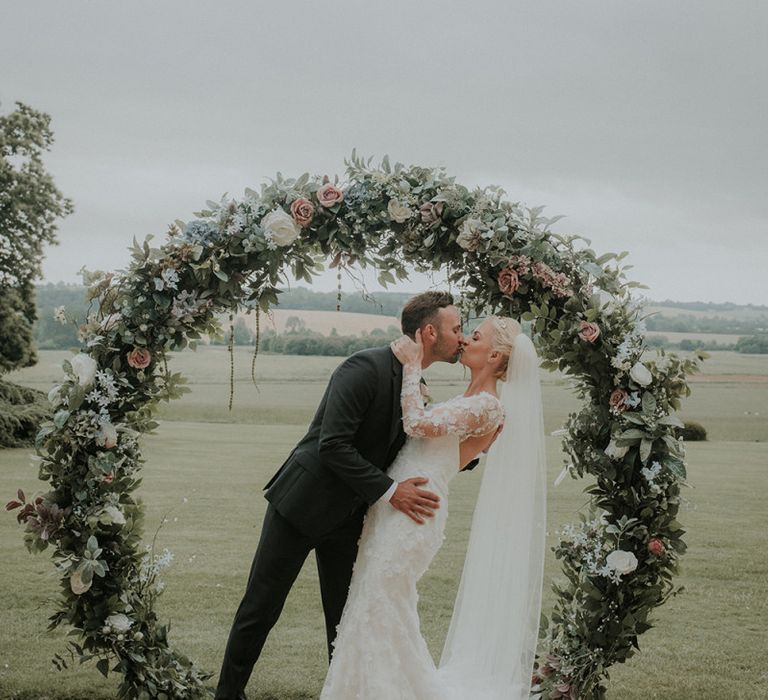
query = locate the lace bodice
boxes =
[400,363,505,440]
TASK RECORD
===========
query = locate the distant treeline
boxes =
[645,315,767,335]
[273,286,411,316]
[29,283,768,354]
[649,299,768,313]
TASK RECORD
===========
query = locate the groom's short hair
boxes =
[401,291,455,338]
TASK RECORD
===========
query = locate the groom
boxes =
[215,291,473,699]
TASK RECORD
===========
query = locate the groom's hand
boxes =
[390,477,440,525]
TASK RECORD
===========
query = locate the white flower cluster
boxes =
[138,546,174,593]
[640,460,663,495]
[558,518,610,574]
[611,319,646,376]
[171,289,200,321]
[558,518,639,584]
[226,209,247,236]
[263,231,278,250]
[154,267,180,292]
[86,369,120,409]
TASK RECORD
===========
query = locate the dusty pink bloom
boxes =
[419,201,444,226]
[127,347,152,369]
[532,261,571,298]
[578,321,601,343]
[609,388,629,412]
[507,254,532,275]
[316,183,344,208]
[648,537,666,556]
[498,266,521,295]
[102,473,115,484]
[290,198,315,227]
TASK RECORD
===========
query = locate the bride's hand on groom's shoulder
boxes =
[391,330,423,366]
[389,476,439,525]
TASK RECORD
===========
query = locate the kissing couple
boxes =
[215,291,548,699]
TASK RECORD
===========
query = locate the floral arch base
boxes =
[9,154,701,699]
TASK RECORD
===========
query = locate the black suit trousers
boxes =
[214,503,365,699]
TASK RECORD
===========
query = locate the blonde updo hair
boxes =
[489,316,522,381]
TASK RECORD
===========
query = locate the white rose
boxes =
[70,353,98,388]
[101,505,126,525]
[457,217,482,250]
[629,361,653,387]
[261,208,300,247]
[96,421,118,449]
[606,549,638,575]
[105,613,133,633]
[387,199,413,224]
[604,439,630,461]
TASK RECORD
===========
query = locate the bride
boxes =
[320,316,548,700]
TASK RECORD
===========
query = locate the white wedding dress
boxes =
[320,363,505,700]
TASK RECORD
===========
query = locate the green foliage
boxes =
[209,317,254,346]
[259,327,399,356]
[735,334,768,354]
[0,285,38,372]
[646,312,768,335]
[678,421,707,441]
[6,155,701,699]
[0,102,73,374]
[0,378,52,447]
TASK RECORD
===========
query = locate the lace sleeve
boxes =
[400,364,504,439]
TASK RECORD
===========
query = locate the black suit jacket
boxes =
[264,346,406,536]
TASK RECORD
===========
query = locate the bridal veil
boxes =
[439,332,547,699]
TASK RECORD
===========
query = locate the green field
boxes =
[1,349,767,699]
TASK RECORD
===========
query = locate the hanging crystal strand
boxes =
[336,263,343,312]
[227,311,235,411]
[250,306,260,391]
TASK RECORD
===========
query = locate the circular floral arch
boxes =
[10,154,700,699]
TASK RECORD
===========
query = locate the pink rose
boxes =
[609,388,629,412]
[316,183,344,208]
[498,266,521,295]
[578,320,600,343]
[127,347,152,369]
[102,473,114,484]
[648,537,666,556]
[290,198,315,227]
[419,201,444,226]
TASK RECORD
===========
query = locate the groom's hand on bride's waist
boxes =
[389,477,440,525]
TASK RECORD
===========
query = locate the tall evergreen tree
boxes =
[0,102,73,447]
[0,101,73,373]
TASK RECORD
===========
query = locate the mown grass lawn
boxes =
[1,349,766,699]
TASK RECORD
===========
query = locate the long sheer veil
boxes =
[438,332,547,699]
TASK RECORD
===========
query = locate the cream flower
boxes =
[105,613,133,633]
[70,353,98,388]
[605,549,638,575]
[457,217,483,250]
[96,421,118,449]
[101,505,126,525]
[604,439,630,461]
[261,208,301,246]
[629,361,653,387]
[387,199,413,223]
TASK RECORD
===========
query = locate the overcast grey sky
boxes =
[2,0,766,304]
